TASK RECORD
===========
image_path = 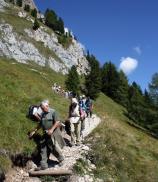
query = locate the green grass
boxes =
[0,58,69,171]
[1,4,158,181]
[1,59,158,182]
[73,158,89,176]
[0,6,33,33]
[87,93,158,182]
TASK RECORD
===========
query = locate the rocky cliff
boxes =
[0,0,90,75]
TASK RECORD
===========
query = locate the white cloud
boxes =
[119,57,138,75]
[133,46,142,55]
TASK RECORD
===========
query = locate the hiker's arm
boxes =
[46,121,60,135]
[28,124,40,138]
[34,113,41,121]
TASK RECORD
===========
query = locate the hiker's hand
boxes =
[28,131,35,139]
[46,129,54,135]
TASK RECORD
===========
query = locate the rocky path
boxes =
[4,115,101,182]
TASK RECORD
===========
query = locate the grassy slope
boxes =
[0,4,158,181]
[0,58,69,171]
[87,93,158,182]
[0,59,158,182]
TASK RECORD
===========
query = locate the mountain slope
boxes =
[0,58,69,171]
[0,59,158,182]
[88,93,158,182]
[0,1,158,181]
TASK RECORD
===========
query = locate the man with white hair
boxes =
[29,99,65,170]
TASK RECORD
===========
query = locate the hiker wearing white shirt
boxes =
[69,97,81,146]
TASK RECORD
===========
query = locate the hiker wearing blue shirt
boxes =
[85,96,93,118]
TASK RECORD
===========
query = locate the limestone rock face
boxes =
[24,28,89,74]
[23,0,37,10]
[0,0,90,75]
[0,0,9,12]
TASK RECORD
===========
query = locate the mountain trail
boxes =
[5,115,101,182]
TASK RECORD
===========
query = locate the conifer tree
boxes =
[31,8,37,18]
[9,0,14,4]
[101,62,119,101]
[127,82,146,124]
[33,19,40,30]
[24,4,30,12]
[85,55,101,100]
[144,89,153,107]
[65,65,80,95]
[45,9,58,31]
[57,17,64,34]
[127,81,158,135]
[116,70,129,106]
[16,0,22,7]
[149,72,158,106]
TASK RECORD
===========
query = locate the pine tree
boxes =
[65,65,80,95]
[116,70,129,106]
[57,17,64,34]
[9,0,14,4]
[127,81,158,135]
[16,0,22,7]
[149,72,158,106]
[101,62,119,101]
[24,4,30,12]
[33,19,40,30]
[144,89,153,107]
[127,82,146,124]
[85,55,101,100]
[45,9,58,31]
[31,8,37,18]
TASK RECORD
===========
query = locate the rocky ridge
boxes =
[0,0,90,75]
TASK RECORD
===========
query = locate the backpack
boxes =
[26,105,39,121]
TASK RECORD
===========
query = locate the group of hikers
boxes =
[27,94,93,171]
[52,83,71,99]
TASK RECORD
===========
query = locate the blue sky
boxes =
[34,0,158,91]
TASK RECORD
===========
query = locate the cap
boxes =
[71,98,78,103]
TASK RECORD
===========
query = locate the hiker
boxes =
[85,96,93,118]
[69,97,81,146]
[79,95,87,136]
[28,100,65,170]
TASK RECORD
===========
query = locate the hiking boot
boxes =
[69,142,75,147]
[76,142,81,146]
[58,161,64,167]
[35,166,48,171]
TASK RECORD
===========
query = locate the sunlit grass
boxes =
[88,93,158,182]
[0,58,69,171]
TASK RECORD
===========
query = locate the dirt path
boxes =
[5,115,101,182]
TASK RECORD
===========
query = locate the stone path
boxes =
[5,115,101,182]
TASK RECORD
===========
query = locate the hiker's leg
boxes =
[81,118,85,131]
[40,141,48,169]
[70,122,76,144]
[90,109,92,118]
[47,136,64,162]
[75,121,81,144]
